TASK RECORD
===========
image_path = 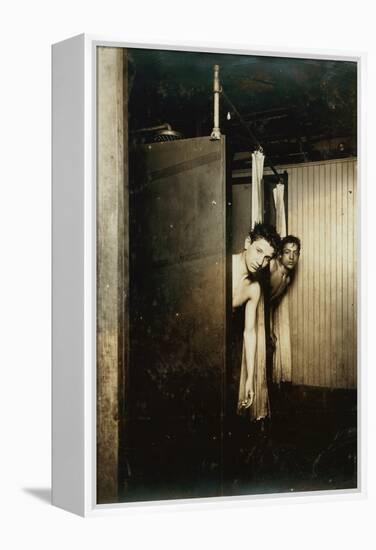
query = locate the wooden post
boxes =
[96,46,128,503]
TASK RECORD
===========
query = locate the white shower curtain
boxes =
[251,150,264,228]
[272,183,292,383]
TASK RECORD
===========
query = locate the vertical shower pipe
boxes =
[210,64,221,140]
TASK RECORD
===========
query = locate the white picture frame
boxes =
[52,34,366,517]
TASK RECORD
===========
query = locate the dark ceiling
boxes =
[128,48,357,166]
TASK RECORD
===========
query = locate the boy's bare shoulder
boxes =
[247,280,261,301]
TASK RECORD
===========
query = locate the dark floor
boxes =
[223,384,357,496]
[119,384,357,503]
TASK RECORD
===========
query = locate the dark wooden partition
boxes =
[123,136,227,501]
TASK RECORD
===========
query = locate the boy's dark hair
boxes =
[249,223,281,256]
[280,235,301,254]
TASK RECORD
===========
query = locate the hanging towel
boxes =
[251,150,264,227]
[272,183,292,383]
[273,183,287,238]
[238,150,270,421]
[238,294,269,420]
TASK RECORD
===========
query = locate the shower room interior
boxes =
[96,47,358,504]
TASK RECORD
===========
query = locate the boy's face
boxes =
[280,242,300,270]
[244,237,274,273]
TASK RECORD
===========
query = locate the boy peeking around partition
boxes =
[232,224,281,414]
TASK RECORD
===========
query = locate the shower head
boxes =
[153,128,184,142]
[132,123,184,144]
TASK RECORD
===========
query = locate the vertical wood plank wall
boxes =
[287,158,357,389]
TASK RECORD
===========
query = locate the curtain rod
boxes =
[221,88,283,181]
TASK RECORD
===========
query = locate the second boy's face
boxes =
[244,237,275,273]
[280,242,300,270]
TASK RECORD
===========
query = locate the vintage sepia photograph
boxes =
[96,45,357,504]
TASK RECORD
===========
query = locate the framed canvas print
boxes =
[52,34,364,516]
